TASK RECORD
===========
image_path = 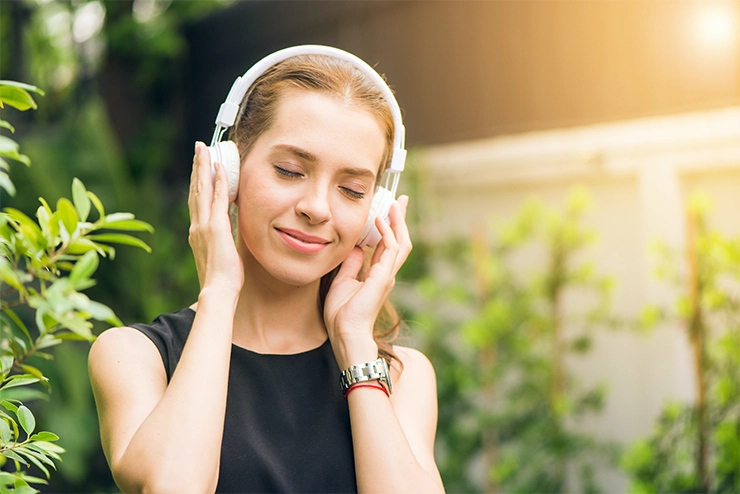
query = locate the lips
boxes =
[276,227,330,254]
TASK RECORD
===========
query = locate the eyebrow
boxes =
[274,143,318,163]
[272,143,377,180]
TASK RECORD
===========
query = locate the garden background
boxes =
[1,1,738,493]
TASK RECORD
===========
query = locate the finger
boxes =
[194,142,214,220]
[367,215,399,279]
[335,246,365,281]
[188,144,201,224]
[211,160,231,220]
[388,196,412,272]
[369,236,386,267]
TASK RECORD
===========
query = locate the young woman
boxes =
[89,46,444,494]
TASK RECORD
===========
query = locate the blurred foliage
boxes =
[1,1,229,491]
[0,80,151,493]
[622,194,740,494]
[399,187,619,493]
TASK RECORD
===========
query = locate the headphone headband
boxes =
[213,45,406,173]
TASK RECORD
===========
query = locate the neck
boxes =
[231,245,328,355]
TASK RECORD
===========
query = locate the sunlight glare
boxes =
[72,1,105,44]
[694,2,738,48]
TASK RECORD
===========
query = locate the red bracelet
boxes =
[343,382,390,401]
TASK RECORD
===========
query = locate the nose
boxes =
[295,182,331,224]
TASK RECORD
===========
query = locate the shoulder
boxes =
[392,345,436,386]
[389,345,437,417]
[89,327,162,374]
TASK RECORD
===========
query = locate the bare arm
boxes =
[324,197,444,493]
[89,143,243,493]
[89,289,236,493]
[348,346,444,493]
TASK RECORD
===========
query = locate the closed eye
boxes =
[274,165,303,178]
[340,187,365,200]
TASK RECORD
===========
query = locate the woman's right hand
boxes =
[188,142,244,295]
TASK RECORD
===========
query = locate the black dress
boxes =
[131,308,358,493]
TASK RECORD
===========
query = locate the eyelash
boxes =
[274,165,365,200]
[274,165,302,179]
[341,187,365,200]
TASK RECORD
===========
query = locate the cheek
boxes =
[333,199,371,242]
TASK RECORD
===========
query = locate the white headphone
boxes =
[207,45,406,248]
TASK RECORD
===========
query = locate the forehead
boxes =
[265,89,387,173]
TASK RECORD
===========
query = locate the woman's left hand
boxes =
[323,195,412,370]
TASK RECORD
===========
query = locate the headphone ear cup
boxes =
[357,186,394,247]
[207,141,241,203]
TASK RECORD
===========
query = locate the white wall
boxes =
[414,106,740,492]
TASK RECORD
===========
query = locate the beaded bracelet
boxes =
[343,382,390,401]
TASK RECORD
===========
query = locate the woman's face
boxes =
[235,88,386,287]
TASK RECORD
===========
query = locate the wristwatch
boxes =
[340,357,393,394]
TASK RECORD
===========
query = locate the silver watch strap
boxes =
[340,357,392,394]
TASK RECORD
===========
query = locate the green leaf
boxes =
[0,81,45,95]
[26,441,64,458]
[66,237,103,255]
[3,208,43,252]
[3,449,28,466]
[2,309,32,342]
[17,406,34,435]
[36,205,50,238]
[101,212,135,224]
[34,334,63,350]
[11,481,40,494]
[18,366,46,383]
[0,257,23,290]
[0,472,15,483]
[0,400,18,414]
[0,419,11,444]
[0,356,14,377]
[102,219,154,233]
[0,173,15,197]
[0,136,22,158]
[52,333,88,341]
[0,376,40,391]
[0,388,49,404]
[71,178,90,222]
[29,431,58,442]
[0,86,38,111]
[86,191,105,219]
[15,449,49,479]
[0,119,14,133]
[0,143,31,165]
[55,198,79,235]
[69,250,98,283]
[87,233,152,253]
[84,300,122,326]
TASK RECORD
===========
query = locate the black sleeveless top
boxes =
[131,308,357,493]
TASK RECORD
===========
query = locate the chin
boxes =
[265,260,336,288]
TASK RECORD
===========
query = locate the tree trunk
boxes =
[686,209,709,492]
[550,246,567,490]
[472,227,499,494]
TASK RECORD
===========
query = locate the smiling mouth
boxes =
[277,228,330,244]
[276,228,330,254]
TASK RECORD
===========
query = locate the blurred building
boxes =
[185,1,740,491]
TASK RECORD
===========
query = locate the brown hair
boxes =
[229,53,402,367]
